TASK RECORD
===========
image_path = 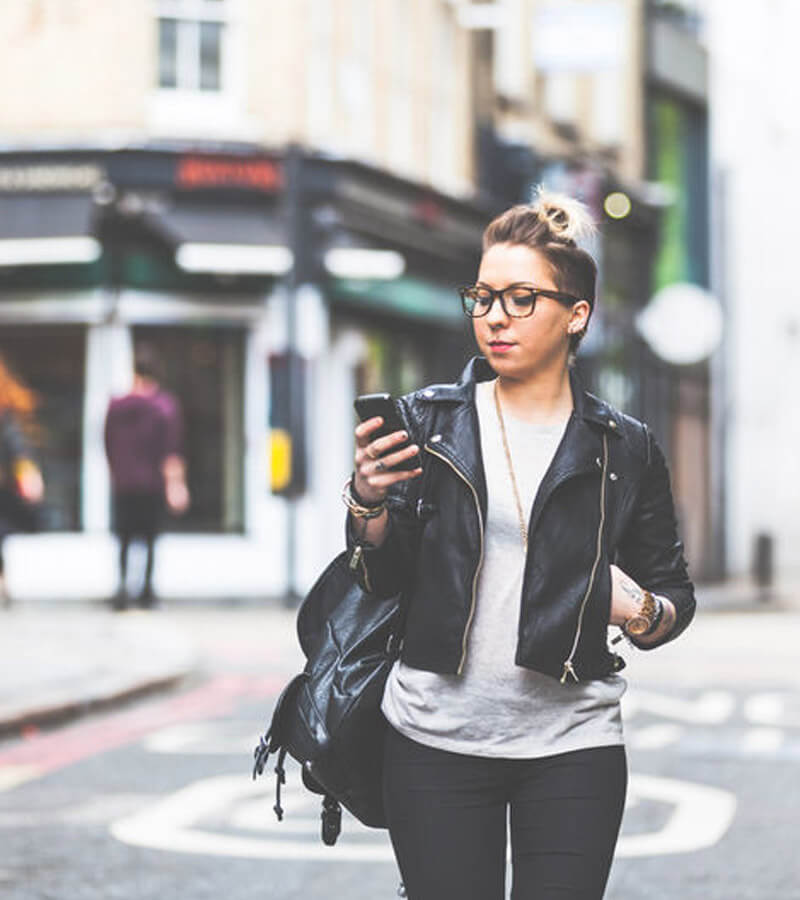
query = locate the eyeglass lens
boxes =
[462,286,537,317]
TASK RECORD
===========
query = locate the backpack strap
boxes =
[252,728,272,779]
[321,794,342,846]
[273,746,288,822]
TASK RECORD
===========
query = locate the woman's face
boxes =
[472,242,589,382]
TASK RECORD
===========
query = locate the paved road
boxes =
[2,608,799,899]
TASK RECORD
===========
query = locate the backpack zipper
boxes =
[560,433,609,684]
[424,443,484,675]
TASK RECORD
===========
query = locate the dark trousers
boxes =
[113,491,162,601]
[383,726,627,900]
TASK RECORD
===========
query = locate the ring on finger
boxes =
[375,459,386,472]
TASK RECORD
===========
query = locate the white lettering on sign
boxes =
[0,165,104,192]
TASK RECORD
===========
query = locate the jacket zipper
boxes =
[424,443,484,675]
[348,544,373,594]
[560,433,609,684]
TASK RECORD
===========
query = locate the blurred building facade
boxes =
[707,0,800,587]
[0,0,716,598]
[471,0,715,579]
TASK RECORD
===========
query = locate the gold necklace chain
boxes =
[493,379,529,551]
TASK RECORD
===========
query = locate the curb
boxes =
[0,667,195,738]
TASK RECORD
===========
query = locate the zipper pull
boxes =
[348,544,363,571]
[560,660,579,684]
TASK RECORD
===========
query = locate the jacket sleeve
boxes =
[615,425,696,649]
[344,398,426,598]
[345,486,424,598]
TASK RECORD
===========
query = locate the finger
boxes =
[355,417,384,444]
[372,444,419,472]
[364,467,423,490]
[354,445,379,470]
[367,428,409,458]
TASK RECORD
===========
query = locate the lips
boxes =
[488,341,515,350]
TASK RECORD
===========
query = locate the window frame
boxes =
[156,0,228,93]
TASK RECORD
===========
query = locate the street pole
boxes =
[283,144,306,605]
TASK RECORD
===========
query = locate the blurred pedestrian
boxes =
[345,191,696,899]
[104,344,189,610]
[0,356,44,608]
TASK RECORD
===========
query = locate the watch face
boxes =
[625,615,650,636]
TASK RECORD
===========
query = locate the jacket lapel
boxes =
[417,358,622,531]
[527,368,621,535]
[419,358,489,519]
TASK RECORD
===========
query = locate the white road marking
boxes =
[624,689,735,724]
[111,775,396,862]
[111,771,736,861]
[0,766,40,792]
[619,775,737,857]
[741,727,784,755]
[628,723,684,750]
[743,693,784,725]
[142,721,259,755]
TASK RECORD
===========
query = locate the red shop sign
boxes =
[176,156,284,192]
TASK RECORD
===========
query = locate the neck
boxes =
[494,364,573,425]
[132,376,159,396]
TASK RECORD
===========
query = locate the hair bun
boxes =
[533,188,595,246]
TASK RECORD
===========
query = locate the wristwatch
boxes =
[623,590,663,637]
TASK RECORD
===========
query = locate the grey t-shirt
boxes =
[381,378,625,758]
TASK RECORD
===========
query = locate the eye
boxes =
[506,287,535,304]
[469,287,493,305]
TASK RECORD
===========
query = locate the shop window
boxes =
[157,0,227,92]
[0,327,85,531]
[133,325,245,533]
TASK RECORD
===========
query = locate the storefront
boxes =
[0,146,491,600]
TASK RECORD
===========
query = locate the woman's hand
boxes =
[609,563,676,644]
[353,416,423,504]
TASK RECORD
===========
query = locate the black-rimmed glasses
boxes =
[459,283,583,318]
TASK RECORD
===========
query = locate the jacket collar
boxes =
[419,355,624,436]
[416,357,624,523]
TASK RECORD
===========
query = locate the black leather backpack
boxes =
[252,548,404,845]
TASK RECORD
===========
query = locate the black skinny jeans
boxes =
[383,726,627,900]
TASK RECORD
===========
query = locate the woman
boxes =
[0,356,44,607]
[342,192,695,899]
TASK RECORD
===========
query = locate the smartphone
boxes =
[354,393,421,472]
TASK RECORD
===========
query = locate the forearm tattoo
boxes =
[620,577,644,607]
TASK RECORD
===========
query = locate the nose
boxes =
[485,295,509,327]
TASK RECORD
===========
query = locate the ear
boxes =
[567,300,591,334]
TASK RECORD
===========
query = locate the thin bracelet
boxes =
[349,476,379,508]
[341,477,386,519]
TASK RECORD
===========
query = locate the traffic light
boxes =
[269,352,306,496]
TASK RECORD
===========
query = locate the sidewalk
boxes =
[0,578,797,737]
[0,604,199,737]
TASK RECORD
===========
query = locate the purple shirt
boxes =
[104,390,183,494]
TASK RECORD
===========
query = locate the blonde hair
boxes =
[481,188,598,356]
[532,188,596,246]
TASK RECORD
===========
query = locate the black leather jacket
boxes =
[347,357,695,684]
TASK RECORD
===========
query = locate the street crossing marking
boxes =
[628,723,684,750]
[623,689,735,724]
[741,727,784,755]
[743,693,784,725]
